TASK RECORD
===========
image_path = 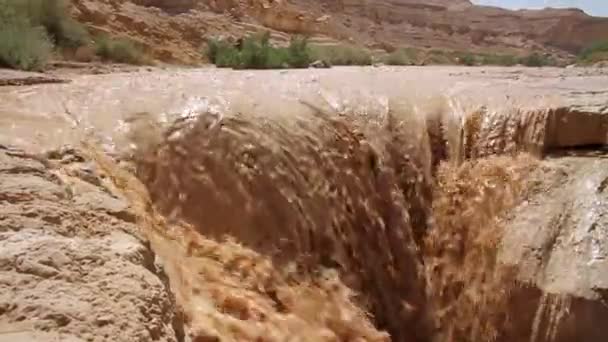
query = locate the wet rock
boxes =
[500,155,608,341]
[0,69,68,87]
[309,60,331,68]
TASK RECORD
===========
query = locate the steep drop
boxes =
[129,94,608,341]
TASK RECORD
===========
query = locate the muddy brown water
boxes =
[1,66,608,341]
[1,66,606,152]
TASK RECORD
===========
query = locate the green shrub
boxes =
[479,53,518,66]
[578,40,608,64]
[206,34,374,68]
[266,47,291,68]
[206,38,233,64]
[426,50,453,65]
[6,0,88,48]
[519,52,551,67]
[382,48,418,65]
[309,44,372,66]
[287,36,311,68]
[95,36,145,64]
[238,32,276,69]
[0,2,53,70]
[205,33,311,69]
[214,46,241,68]
[460,53,476,66]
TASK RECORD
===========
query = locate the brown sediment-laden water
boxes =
[1,66,608,341]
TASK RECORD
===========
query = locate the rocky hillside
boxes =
[70,0,608,64]
[293,0,608,53]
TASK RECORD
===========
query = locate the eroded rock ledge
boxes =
[0,146,182,342]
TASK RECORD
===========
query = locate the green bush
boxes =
[422,49,528,66]
[206,38,232,64]
[214,46,241,68]
[309,44,372,66]
[519,52,551,67]
[460,53,476,66]
[238,32,277,69]
[578,40,608,64]
[205,33,311,69]
[479,53,518,66]
[205,34,376,68]
[6,0,88,48]
[287,36,311,68]
[0,2,53,70]
[426,50,453,65]
[95,36,145,64]
[382,48,418,65]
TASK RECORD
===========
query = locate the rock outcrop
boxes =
[0,146,183,342]
[70,0,608,64]
[291,0,608,54]
[499,153,608,342]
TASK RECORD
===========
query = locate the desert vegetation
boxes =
[206,33,311,69]
[0,13,52,71]
[473,52,552,67]
[0,0,148,70]
[478,53,518,66]
[380,48,418,65]
[578,40,608,64]
[308,44,373,66]
[205,36,559,69]
[95,35,146,65]
[206,33,375,68]
[518,52,553,67]
[0,0,88,70]
[431,50,552,67]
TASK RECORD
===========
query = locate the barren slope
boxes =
[70,0,608,64]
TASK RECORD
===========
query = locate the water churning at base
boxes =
[128,94,595,341]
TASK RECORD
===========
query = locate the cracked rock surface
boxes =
[0,146,181,342]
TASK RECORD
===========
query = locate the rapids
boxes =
[1,66,607,341]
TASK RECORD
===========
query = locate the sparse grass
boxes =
[578,40,608,64]
[95,36,146,64]
[206,33,311,69]
[309,44,372,66]
[381,48,418,65]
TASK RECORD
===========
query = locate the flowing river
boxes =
[1,65,607,341]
